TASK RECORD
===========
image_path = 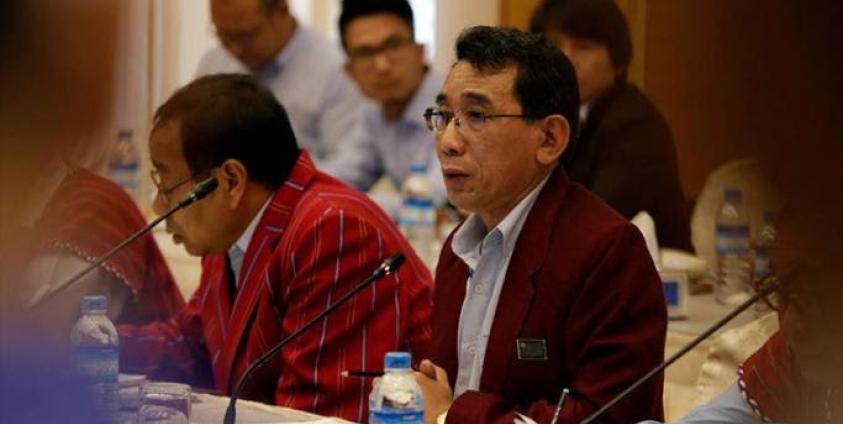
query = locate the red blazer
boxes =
[431,166,666,423]
[119,152,433,422]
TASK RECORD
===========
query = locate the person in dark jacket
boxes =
[531,0,692,251]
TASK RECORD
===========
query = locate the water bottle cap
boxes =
[410,163,427,174]
[384,352,412,370]
[723,188,743,203]
[81,295,107,313]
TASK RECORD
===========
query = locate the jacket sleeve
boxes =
[273,205,433,417]
[445,224,667,424]
[117,285,214,389]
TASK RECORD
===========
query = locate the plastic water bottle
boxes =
[369,352,424,424]
[714,188,753,305]
[399,163,437,267]
[71,295,120,422]
[108,129,141,201]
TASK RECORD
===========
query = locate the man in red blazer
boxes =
[416,26,667,423]
[118,74,433,422]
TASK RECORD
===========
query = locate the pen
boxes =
[341,370,384,378]
[550,388,570,424]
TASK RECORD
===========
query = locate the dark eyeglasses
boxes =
[150,168,214,205]
[423,107,529,134]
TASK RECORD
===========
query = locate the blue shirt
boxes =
[450,175,549,397]
[195,25,368,174]
[639,383,777,424]
[328,69,446,201]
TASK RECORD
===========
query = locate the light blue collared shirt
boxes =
[450,175,550,397]
[228,197,271,287]
[196,25,368,174]
[639,383,776,424]
[326,69,446,202]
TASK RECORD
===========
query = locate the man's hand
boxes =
[414,359,453,424]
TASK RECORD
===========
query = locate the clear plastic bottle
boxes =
[399,163,437,268]
[108,129,141,202]
[714,188,753,305]
[369,352,424,424]
[71,295,120,422]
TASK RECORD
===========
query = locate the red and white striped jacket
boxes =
[118,151,433,422]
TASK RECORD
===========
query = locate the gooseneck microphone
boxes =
[223,253,406,424]
[26,177,219,308]
[578,274,783,424]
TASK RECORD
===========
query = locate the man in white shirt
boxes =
[196,0,367,177]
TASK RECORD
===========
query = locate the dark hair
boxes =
[455,26,580,135]
[530,0,632,75]
[338,0,415,48]
[153,74,300,189]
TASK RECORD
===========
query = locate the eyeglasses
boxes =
[423,107,529,134]
[150,168,211,206]
[348,36,415,69]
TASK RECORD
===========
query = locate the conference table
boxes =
[187,393,350,423]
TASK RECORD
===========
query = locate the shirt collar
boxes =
[451,174,551,269]
[231,195,272,255]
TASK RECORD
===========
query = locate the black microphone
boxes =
[578,274,784,424]
[26,177,219,308]
[223,253,406,424]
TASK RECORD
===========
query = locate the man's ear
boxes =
[536,114,570,166]
[218,159,249,209]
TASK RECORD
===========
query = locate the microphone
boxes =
[223,253,406,424]
[578,274,784,424]
[26,177,219,308]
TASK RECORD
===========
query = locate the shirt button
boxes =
[467,345,477,355]
[474,284,486,294]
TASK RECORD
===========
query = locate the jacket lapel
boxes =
[217,151,318,391]
[479,166,570,393]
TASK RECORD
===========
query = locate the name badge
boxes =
[516,338,548,361]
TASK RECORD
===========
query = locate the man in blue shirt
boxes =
[196,0,367,177]
[335,0,446,204]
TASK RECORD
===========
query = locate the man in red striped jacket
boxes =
[118,74,433,422]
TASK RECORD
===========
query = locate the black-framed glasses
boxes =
[348,36,415,69]
[150,168,213,205]
[423,107,529,134]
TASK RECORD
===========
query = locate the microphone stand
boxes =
[223,253,406,424]
[579,276,782,424]
[26,177,219,308]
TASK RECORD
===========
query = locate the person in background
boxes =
[196,0,368,182]
[640,1,843,423]
[531,0,692,251]
[415,26,666,424]
[118,74,433,422]
[334,0,445,204]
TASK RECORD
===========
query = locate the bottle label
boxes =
[715,224,751,255]
[370,410,424,423]
[74,346,119,383]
